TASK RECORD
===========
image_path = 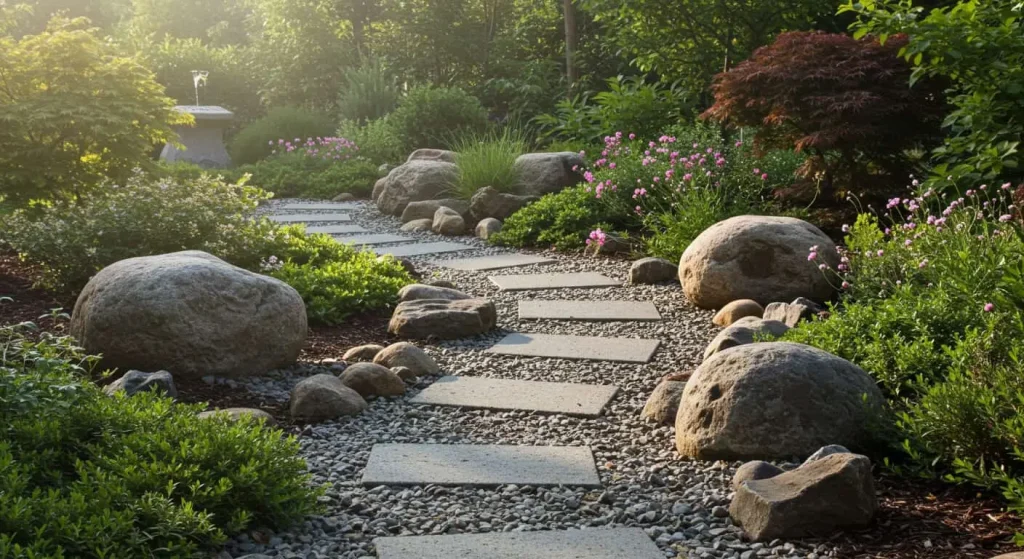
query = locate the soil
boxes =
[2,250,1021,558]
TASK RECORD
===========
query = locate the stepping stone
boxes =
[410,376,618,417]
[485,333,660,363]
[361,444,600,488]
[433,254,556,271]
[268,213,351,223]
[518,300,661,321]
[374,242,473,257]
[374,528,664,559]
[334,233,415,246]
[489,272,620,291]
[305,224,368,234]
[279,202,359,210]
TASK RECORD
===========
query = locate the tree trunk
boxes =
[563,0,578,93]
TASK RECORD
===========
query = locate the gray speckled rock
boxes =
[469,186,538,221]
[372,177,387,201]
[763,298,823,328]
[432,207,467,236]
[71,251,306,379]
[389,298,496,340]
[407,148,457,163]
[373,342,440,377]
[377,160,458,216]
[803,444,851,465]
[401,199,470,223]
[640,380,686,425]
[730,453,877,541]
[676,342,886,460]
[339,362,407,397]
[680,216,838,309]
[514,152,585,196]
[397,283,472,302]
[475,218,503,240]
[400,218,434,232]
[104,370,177,399]
[703,316,790,361]
[732,461,784,490]
[290,374,366,423]
[629,257,678,284]
[712,299,764,326]
[342,344,386,362]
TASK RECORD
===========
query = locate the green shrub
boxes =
[0,322,319,558]
[490,185,622,250]
[450,128,528,199]
[0,172,276,291]
[642,187,757,262]
[229,107,337,165]
[388,86,490,152]
[232,136,379,199]
[0,18,184,205]
[262,228,414,324]
[338,57,400,124]
[338,118,406,165]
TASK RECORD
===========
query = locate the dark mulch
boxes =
[2,251,1022,556]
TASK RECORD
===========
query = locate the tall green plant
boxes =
[338,57,399,123]
[388,86,490,152]
[229,107,336,165]
[449,128,528,199]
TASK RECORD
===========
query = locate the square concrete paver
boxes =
[485,333,660,363]
[518,300,661,321]
[361,444,601,487]
[410,376,618,417]
[489,272,620,291]
[279,202,359,210]
[433,254,556,271]
[374,528,663,559]
[268,213,351,223]
[374,242,473,257]
[304,224,368,234]
[334,234,415,246]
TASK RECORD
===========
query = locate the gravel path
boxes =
[229,200,839,559]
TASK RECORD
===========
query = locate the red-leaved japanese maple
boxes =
[703,31,946,198]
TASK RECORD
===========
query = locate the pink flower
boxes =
[919,259,928,269]
[984,303,995,312]
[1000,214,1013,222]
[842,224,850,233]
[760,173,768,181]
[808,252,818,261]
[842,281,851,289]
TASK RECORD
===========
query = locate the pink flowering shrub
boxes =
[785,182,1024,506]
[229,135,379,199]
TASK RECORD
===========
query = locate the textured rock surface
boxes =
[732,461,784,490]
[389,298,497,340]
[712,299,765,327]
[397,283,472,302]
[680,216,838,309]
[407,148,457,163]
[103,370,177,399]
[339,362,407,397]
[469,186,539,221]
[702,316,790,361]
[804,444,851,465]
[198,407,277,425]
[372,177,387,201]
[629,257,678,285]
[640,380,686,425]
[432,206,467,236]
[71,251,306,379]
[376,160,458,216]
[475,218,503,239]
[676,342,887,460]
[400,218,434,232]
[763,300,819,328]
[401,199,470,223]
[290,374,367,422]
[730,453,877,541]
[513,152,585,196]
[342,344,386,362]
[373,342,441,377]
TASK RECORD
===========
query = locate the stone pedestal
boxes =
[160,105,233,169]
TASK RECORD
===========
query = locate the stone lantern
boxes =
[159,105,234,169]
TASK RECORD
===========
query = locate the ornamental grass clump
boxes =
[449,128,528,199]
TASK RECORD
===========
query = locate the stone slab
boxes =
[334,234,415,246]
[361,444,601,488]
[279,202,359,210]
[305,224,368,234]
[489,272,620,291]
[374,242,473,257]
[433,254,556,271]
[374,528,663,559]
[268,213,352,223]
[518,300,661,321]
[410,376,618,417]
[484,333,660,363]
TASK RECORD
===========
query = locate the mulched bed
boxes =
[2,251,1021,557]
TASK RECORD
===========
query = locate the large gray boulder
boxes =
[407,148,458,163]
[730,453,877,541]
[290,374,367,422]
[339,362,407,397]
[703,316,790,361]
[376,160,458,216]
[389,298,496,340]
[401,199,470,223]
[469,186,538,221]
[675,342,886,460]
[104,370,177,399]
[513,152,585,196]
[373,342,439,377]
[679,216,838,309]
[71,251,307,379]
[432,206,466,236]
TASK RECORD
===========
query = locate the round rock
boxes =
[629,257,677,284]
[432,206,466,236]
[679,215,838,309]
[339,362,407,397]
[373,342,440,377]
[342,344,386,362]
[732,461,784,490]
[475,218,503,240]
[290,374,367,423]
[70,251,307,379]
[640,380,687,425]
[712,299,764,326]
[376,160,458,216]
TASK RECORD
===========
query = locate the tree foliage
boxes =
[703,31,946,194]
[0,18,186,204]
